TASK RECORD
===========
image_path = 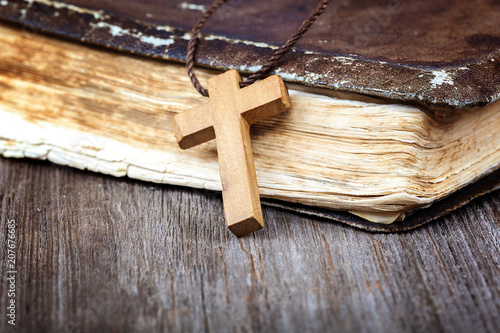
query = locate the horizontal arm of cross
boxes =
[237,74,291,125]
[173,103,215,149]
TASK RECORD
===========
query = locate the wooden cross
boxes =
[173,70,291,237]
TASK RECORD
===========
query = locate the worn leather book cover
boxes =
[0,0,499,231]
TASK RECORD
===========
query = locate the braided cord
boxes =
[186,0,331,97]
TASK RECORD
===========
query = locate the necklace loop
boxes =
[186,0,331,97]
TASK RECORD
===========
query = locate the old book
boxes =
[0,0,499,230]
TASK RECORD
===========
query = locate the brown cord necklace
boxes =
[173,0,331,237]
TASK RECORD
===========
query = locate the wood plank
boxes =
[0,157,499,332]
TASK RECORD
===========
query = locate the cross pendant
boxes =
[173,70,291,237]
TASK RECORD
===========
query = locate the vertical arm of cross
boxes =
[210,70,290,236]
[204,71,261,236]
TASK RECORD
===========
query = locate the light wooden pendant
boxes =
[173,70,291,236]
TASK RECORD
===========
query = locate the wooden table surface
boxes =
[0,157,499,333]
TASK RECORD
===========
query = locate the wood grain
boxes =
[174,70,291,236]
[1,23,500,219]
[0,157,499,333]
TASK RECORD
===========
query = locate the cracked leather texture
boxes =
[0,0,498,110]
